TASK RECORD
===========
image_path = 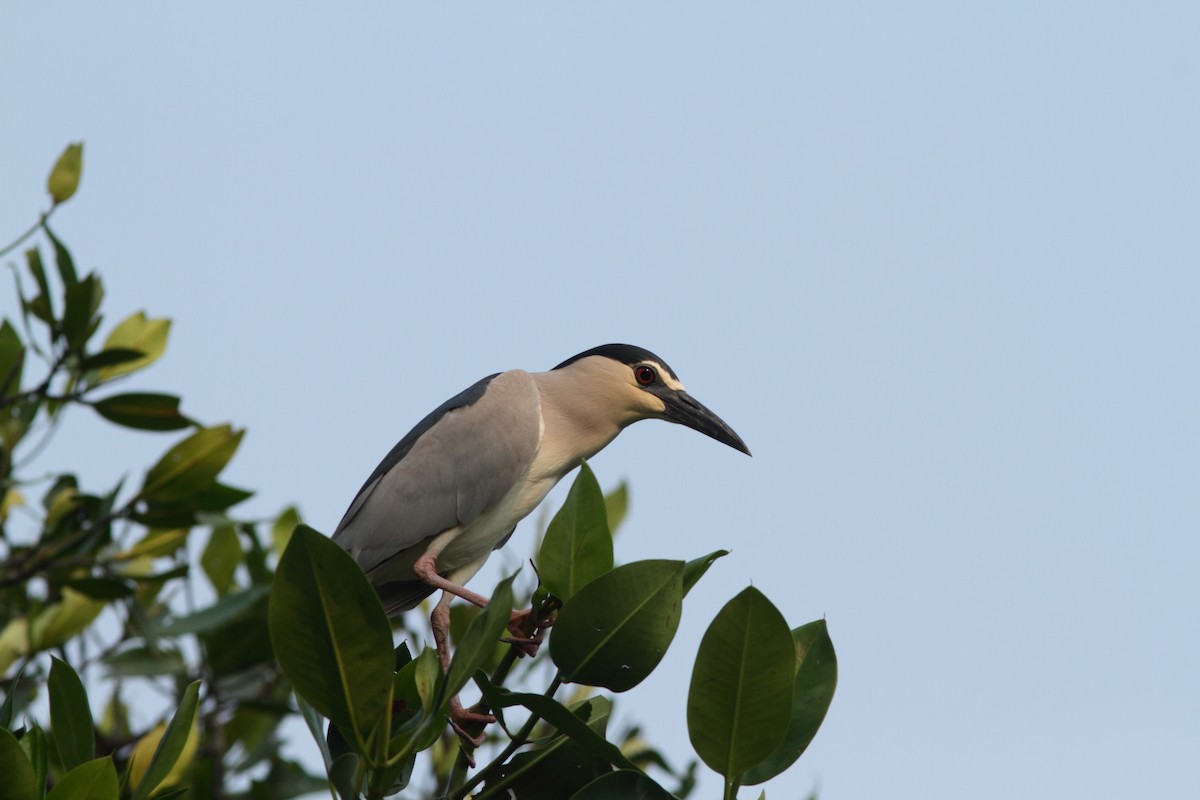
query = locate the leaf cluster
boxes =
[2,145,837,800]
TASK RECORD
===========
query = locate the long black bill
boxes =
[662,392,751,456]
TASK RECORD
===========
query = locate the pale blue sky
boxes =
[3,4,1198,798]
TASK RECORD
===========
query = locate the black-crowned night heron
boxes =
[332,344,749,731]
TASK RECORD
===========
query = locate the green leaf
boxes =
[153,584,270,636]
[25,247,54,326]
[550,560,684,692]
[474,673,642,773]
[139,425,243,503]
[0,728,36,800]
[269,525,393,758]
[491,697,614,800]
[570,770,677,800]
[681,550,729,597]
[328,753,360,800]
[48,143,84,204]
[0,667,24,729]
[687,587,794,781]
[102,647,187,679]
[539,463,613,601]
[45,757,119,800]
[201,526,243,595]
[130,680,200,800]
[742,620,838,785]
[603,483,629,536]
[58,578,135,601]
[31,589,104,651]
[46,226,79,290]
[271,506,301,556]
[0,321,25,398]
[192,482,253,513]
[20,725,47,800]
[92,393,191,432]
[443,574,516,706]
[48,657,94,770]
[295,695,333,769]
[96,312,170,381]
[78,348,145,372]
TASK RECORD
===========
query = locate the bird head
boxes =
[552,344,751,456]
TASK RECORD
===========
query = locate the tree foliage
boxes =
[1,144,837,800]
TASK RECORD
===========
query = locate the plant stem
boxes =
[0,210,53,260]
[450,674,563,800]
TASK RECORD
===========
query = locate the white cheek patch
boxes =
[645,361,686,392]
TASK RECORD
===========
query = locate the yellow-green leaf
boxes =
[96,312,170,381]
[271,506,301,556]
[46,756,119,800]
[113,529,189,561]
[31,589,105,651]
[201,526,242,595]
[48,142,84,204]
[139,425,243,503]
[128,683,201,800]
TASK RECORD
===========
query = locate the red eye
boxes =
[635,365,657,386]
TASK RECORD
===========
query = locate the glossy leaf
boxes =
[45,756,119,800]
[539,463,613,601]
[687,587,794,780]
[551,560,684,692]
[129,680,200,800]
[493,697,614,800]
[0,728,36,800]
[570,770,676,800]
[681,550,728,597]
[153,584,269,636]
[49,657,94,770]
[474,673,642,773]
[92,393,191,432]
[201,526,242,595]
[742,620,838,785]
[96,312,170,381]
[139,425,243,503]
[269,525,393,756]
[443,574,516,706]
[48,142,84,204]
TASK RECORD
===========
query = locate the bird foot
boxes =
[505,608,553,657]
[449,697,495,751]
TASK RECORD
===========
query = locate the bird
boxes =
[332,344,749,735]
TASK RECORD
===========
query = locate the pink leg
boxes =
[429,590,495,748]
[413,552,491,608]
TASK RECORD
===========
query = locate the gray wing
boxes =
[332,369,542,581]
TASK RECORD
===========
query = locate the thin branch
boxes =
[0,209,54,260]
[450,673,564,800]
